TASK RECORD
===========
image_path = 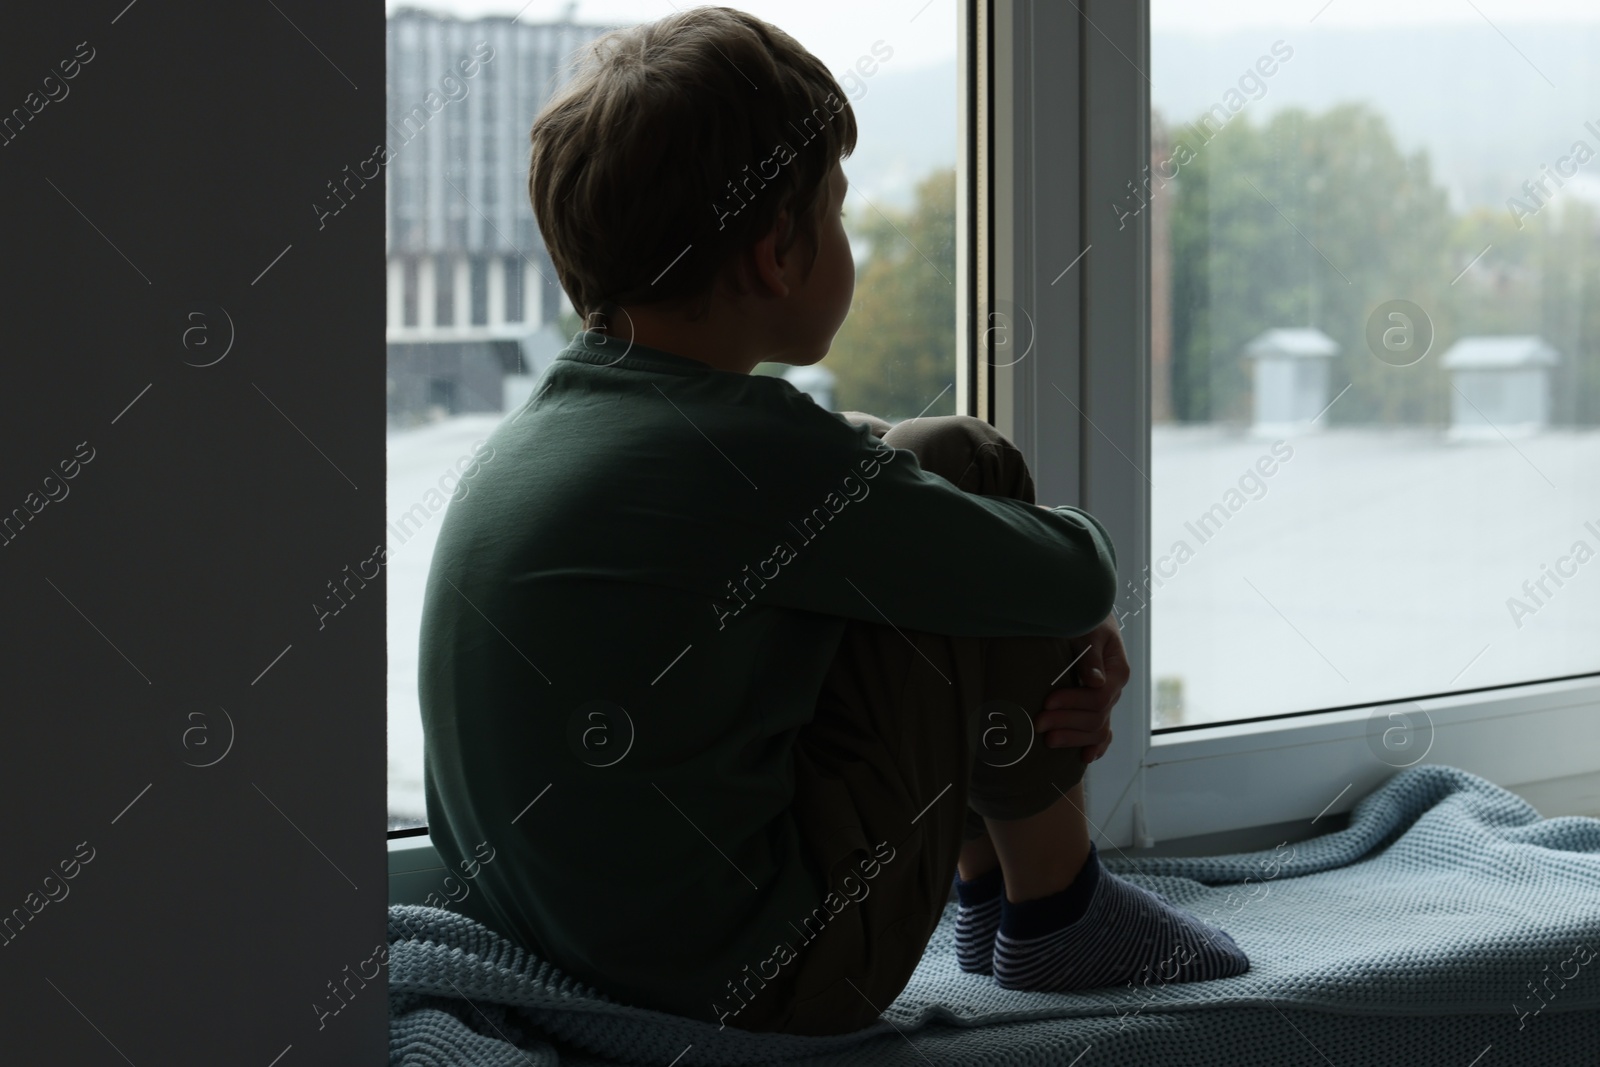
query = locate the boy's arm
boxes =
[742,423,1119,640]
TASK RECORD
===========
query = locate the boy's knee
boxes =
[884,414,1009,451]
[836,411,894,439]
[883,415,1028,493]
[889,412,984,434]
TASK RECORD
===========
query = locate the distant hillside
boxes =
[849,24,1600,215]
[840,60,958,210]
[1153,23,1600,211]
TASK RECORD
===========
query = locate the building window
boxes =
[435,257,454,326]
[402,257,418,327]
[504,255,524,323]
[426,376,456,414]
[470,255,489,326]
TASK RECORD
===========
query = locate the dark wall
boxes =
[1,4,383,1062]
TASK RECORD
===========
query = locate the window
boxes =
[470,254,489,326]
[1145,0,1600,728]
[386,0,1599,850]
[504,254,525,323]
[435,256,455,326]
[402,256,419,326]
[426,376,457,413]
[980,1,1600,850]
[386,1,963,831]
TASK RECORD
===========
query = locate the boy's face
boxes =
[782,160,855,365]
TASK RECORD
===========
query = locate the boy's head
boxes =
[528,6,858,359]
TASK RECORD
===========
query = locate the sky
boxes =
[380,0,1600,209]
[1153,0,1600,30]
[388,0,961,73]
[386,0,1600,61]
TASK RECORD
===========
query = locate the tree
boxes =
[1525,200,1600,426]
[801,168,959,420]
[1168,103,1459,425]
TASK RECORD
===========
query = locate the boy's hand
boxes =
[1034,613,1129,763]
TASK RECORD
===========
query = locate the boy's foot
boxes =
[953,864,1004,974]
[992,843,1249,992]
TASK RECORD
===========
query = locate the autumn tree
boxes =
[762,168,958,421]
[1168,103,1458,425]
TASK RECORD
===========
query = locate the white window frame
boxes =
[984,0,1600,850]
[392,0,1600,896]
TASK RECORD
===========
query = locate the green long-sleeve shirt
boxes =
[417,332,1118,1026]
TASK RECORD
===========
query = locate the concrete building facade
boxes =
[385,8,611,424]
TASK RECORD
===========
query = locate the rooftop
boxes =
[1439,336,1560,369]
[1243,327,1342,359]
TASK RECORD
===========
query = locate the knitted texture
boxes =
[390,765,1600,1066]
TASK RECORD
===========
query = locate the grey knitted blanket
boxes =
[389,765,1600,1065]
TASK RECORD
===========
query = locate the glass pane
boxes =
[1149,1,1600,729]
[385,1,961,829]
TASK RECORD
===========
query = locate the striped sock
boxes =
[953,864,1004,974]
[992,843,1249,991]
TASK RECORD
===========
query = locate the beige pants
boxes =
[729,414,1092,1036]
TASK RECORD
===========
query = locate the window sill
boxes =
[388,832,444,907]
[1132,675,1600,845]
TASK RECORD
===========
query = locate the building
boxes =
[1243,327,1339,437]
[1439,335,1559,440]
[385,7,612,425]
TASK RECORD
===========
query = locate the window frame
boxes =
[390,0,1600,880]
[982,0,1600,849]
[391,0,980,865]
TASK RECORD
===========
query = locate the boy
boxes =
[416,5,1247,1037]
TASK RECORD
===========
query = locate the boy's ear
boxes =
[745,210,792,299]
